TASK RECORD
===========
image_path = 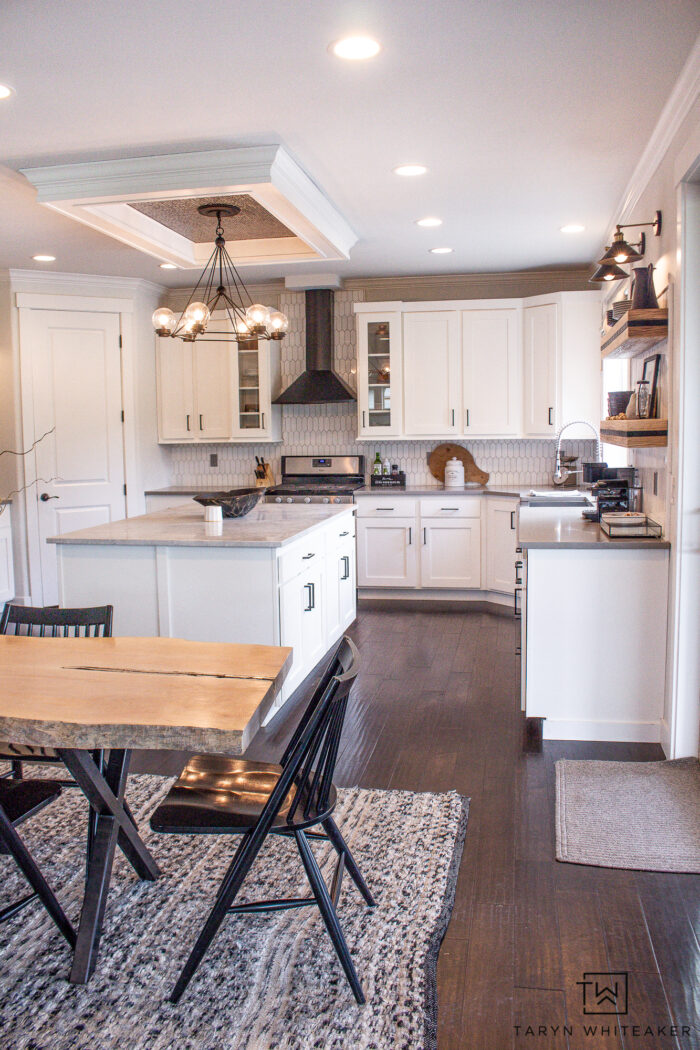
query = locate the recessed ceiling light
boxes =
[416,217,442,227]
[160,263,177,270]
[330,36,381,60]
[560,224,585,234]
[32,254,56,262]
[394,164,428,177]
[0,84,14,100]
[430,247,453,254]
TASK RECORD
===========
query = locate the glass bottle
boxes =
[372,452,382,476]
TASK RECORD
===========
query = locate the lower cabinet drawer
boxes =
[278,535,325,584]
[419,497,481,518]
[354,497,418,518]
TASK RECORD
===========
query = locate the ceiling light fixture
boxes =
[160,262,177,270]
[330,36,381,60]
[151,205,288,343]
[394,165,427,177]
[589,253,627,283]
[0,84,14,100]
[430,247,453,254]
[560,224,585,234]
[416,217,442,227]
[32,254,56,262]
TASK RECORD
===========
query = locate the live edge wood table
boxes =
[0,635,292,984]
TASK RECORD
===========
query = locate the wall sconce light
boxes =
[589,254,628,283]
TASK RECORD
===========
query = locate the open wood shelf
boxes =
[600,417,668,448]
[600,308,668,360]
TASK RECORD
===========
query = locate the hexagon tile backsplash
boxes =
[168,289,596,489]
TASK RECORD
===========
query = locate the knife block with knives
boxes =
[254,457,275,488]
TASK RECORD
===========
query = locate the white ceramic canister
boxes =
[444,457,465,488]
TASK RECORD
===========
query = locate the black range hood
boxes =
[273,289,356,404]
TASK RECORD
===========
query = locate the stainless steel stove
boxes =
[265,455,365,504]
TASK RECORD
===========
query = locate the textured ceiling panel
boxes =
[130,194,295,242]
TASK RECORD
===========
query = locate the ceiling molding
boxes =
[344,268,593,302]
[611,35,700,228]
[6,269,164,299]
[20,146,358,269]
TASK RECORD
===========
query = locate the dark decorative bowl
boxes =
[193,488,266,518]
[607,390,634,416]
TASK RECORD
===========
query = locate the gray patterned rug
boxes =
[0,774,468,1049]
[556,757,700,872]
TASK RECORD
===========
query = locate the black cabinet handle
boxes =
[304,581,315,611]
[199,414,203,431]
[548,407,554,426]
[510,510,516,530]
[466,409,470,427]
[514,586,522,619]
[362,410,366,428]
[339,531,349,537]
[515,560,523,585]
[441,507,459,511]
[262,412,265,429]
[408,527,412,545]
[341,555,350,580]
[186,414,190,431]
[302,552,315,560]
[451,408,455,426]
[376,507,394,512]
[423,527,427,545]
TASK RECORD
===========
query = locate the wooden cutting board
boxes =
[428,443,490,486]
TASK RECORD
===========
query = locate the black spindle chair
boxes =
[0,777,76,947]
[151,636,374,1005]
[0,602,113,783]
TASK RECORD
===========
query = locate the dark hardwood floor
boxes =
[134,606,700,1050]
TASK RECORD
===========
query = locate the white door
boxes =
[28,310,126,605]
[157,339,194,440]
[523,303,558,435]
[403,312,460,435]
[356,518,418,587]
[421,519,481,588]
[462,309,519,435]
[193,340,232,440]
[485,499,519,593]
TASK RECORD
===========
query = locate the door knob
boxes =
[40,493,59,501]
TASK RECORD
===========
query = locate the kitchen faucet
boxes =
[554,420,602,482]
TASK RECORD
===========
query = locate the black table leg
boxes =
[57,748,161,984]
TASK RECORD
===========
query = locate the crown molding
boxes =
[612,34,700,227]
[6,269,164,299]
[344,268,592,301]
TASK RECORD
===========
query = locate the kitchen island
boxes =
[518,505,670,743]
[50,503,357,720]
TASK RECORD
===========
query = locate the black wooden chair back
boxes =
[0,603,113,638]
[277,637,358,825]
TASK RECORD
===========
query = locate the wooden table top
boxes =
[0,636,292,754]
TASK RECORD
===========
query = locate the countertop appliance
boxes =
[582,478,630,522]
[265,455,365,504]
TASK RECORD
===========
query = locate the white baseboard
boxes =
[542,718,662,743]
[357,587,512,606]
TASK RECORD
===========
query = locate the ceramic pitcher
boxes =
[631,264,659,310]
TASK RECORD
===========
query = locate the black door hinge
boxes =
[119,335,123,348]
[123,483,127,496]
[120,410,125,422]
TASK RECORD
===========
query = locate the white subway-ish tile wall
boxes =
[169,289,596,489]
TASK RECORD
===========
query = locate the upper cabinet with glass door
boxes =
[230,336,282,442]
[356,311,403,437]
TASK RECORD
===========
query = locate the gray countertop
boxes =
[49,503,355,550]
[354,484,584,500]
[518,505,670,550]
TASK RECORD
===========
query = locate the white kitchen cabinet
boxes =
[192,340,232,439]
[403,312,460,436]
[485,498,519,593]
[462,308,520,435]
[357,312,402,437]
[356,517,418,588]
[157,341,194,440]
[420,518,481,588]
[156,325,281,444]
[326,532,356,639]
[523,302,558,436]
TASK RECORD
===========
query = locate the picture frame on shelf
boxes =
[641,353,662,418]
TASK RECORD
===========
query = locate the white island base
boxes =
[52,504,357,725]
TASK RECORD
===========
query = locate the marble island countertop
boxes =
[518,505,670,550]
[49,503,355,550]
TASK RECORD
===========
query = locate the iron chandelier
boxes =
[151,204,289,343]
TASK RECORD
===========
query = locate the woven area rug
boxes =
[0,774,468,1050]
[555,757,700,873]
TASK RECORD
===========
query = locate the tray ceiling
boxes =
[20,145,357,269]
